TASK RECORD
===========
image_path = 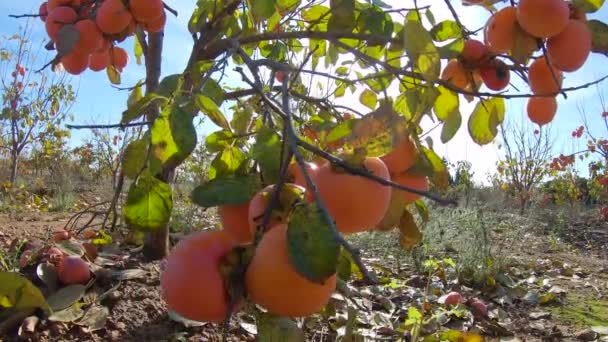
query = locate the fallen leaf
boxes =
[48,304,85,322]
[76,304,109,331]
[110,269,147,281]
[37,263,58,292]
[46,285,86,311]
[17,315,39,337]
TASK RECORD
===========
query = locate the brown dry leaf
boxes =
[398,209,422,250]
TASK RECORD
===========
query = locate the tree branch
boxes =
[66,121,151,130]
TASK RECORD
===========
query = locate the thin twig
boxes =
[66,121,151,129]
[162,2,178,17]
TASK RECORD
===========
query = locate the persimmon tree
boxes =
[13,0,608,333]
[0,23,75,184]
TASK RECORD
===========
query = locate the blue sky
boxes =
[1,0,607,183]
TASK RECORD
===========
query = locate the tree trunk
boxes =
[9,150,18,184]
[141,31,170,261]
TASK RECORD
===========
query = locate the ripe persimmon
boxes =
[95,0,133,34]
[287,161,320,188]
[73,19,104,54]
[219,202,254,245]
[380,137,417,175]
[528,57,562,95]
[479,59,510,91]
[129,0,164,22]
[245,223,337,317]
[142,12,166,33]
[160,230,241,322]
[45,6,78,42]
[248,183,306,232]
[485,6,517,53]
[461,39,489,65]
[441,60,469,90]
[39,2,49,22]
[547,19,591,72]
[109,46,129,71]
[314,157,391,234]
[47,0,76,11]
[60,51,89,75]
[392,172,429,204]
[527,96,557,125]
[89,49,110,71]
[516,0,569,38]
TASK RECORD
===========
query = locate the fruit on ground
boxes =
[485,6,517,53]
[96,0,133,34]
[461,39,489,65]
[392,172,429,204]
[219,202,254,244]
[128,0,164,22]
[443,291,466,305]
[61,51,90,75]
[57,256,91,285]
[314,157,391,234]
[528,57,562,95]
[527,96,557,125]
[248,183,306,232]
[479,59,510,91]
[73,19,104,54]
[380,137,418,175]
[160,230,241,322]
[52,229,70,242]
[441,60,469,90]
[109,47,129,71]
[45,6,78,42]
[245,223,337,317]
[46,246,64,261]
[469,298,488,317]
[19,250,34,269]
[516,0,569,38]
[547,19,592,72]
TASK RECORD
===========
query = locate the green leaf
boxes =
[430,20,462,42]
[127,84,143,107]
[194,95,231,130]
[205,130,234,153]
[231,105,253,135]
[438,38,464,59]
[208,146,247,180]
[157,74,183,98]
[252,127,282,184]
[277,0,302,15]
[122,138,148,179]
[123,171,172,231]
[441,110,461,143]
[46,285,86,311]
[573,0,605,12]
[588,20,608,56]
[0,272,50,314]
[328,0,356,31]
[106,65,121,85]
[134,33,143,65]
[413,200,429,223]
[404,14,441,81]
[257,313,305,342]
[191,175,260,207]
[359,89,378,110]
[302,5,330,22]
[151,105,197,169]
[121,93,169,124]
[287,202,340,284]
[433,86,459,121]
[467,97,505,145]
[55,25,79,56]
[511,24,538,64]
[247,0,277,23]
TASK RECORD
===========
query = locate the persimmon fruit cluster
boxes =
[160,139,429,321]
[465,0,593,126]
[39,0,167,75]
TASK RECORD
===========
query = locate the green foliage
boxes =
[123,171,173,231]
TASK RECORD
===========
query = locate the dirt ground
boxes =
[1,203,607,342]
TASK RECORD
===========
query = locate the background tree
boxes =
[497,121,553,214]
[0,22,75,184]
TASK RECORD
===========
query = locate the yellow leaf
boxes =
[0,272,51,314]
[375,190,407,232]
